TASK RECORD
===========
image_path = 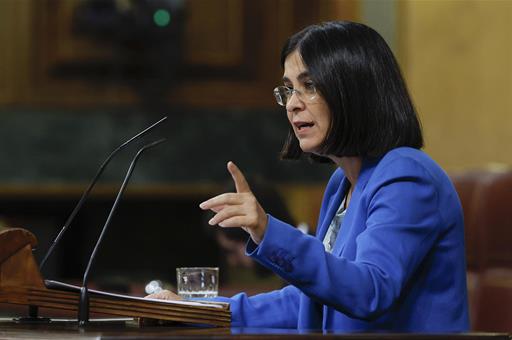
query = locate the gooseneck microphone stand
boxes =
[39,117,167,272]
[77,139,166,327]
[22,117,167,322]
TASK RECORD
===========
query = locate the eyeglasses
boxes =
[273,84,318,106]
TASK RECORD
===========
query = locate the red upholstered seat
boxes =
[452,170,512,332]
[451,171,487,271]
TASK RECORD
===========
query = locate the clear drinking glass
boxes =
[176,267,219,298]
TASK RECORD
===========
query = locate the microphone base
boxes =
[13,316,52,324]
[77,286,90,327]
[13,317,130,326]
[13,305,51,324]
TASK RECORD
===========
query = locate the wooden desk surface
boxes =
[0,318,510,339]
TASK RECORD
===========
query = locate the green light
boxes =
[153,9,170,27]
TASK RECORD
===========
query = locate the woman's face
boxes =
[283,50,331,155]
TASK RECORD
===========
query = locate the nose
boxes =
[285,90,305,113]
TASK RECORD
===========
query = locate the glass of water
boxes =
[176,267,219,299]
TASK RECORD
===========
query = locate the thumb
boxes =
[227,161,251,193]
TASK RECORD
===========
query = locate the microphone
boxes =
[78,138,166,327]
[39,116,168,271]
[19,117,167,322]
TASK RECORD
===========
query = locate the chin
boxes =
[299,141,321,154]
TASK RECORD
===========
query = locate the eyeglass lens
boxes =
[273,86,316,106]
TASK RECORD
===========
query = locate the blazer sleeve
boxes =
[211,284,301,328]
[206,170,343,328]
[246,158,444,320]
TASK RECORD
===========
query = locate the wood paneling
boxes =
[0,0,32,105]
[0,0,359,109]
[185,0,244,66]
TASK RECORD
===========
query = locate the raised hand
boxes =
[199,161,268,244]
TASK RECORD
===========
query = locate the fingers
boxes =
[210,205,223,213]
[198,161,266,243]
[227,161,250,193]
[199,162,250,211]
[208,205,245,226]
[145,290,182,300]
[216,216,246,228]
[199,193,242,211]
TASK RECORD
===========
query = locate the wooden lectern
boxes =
[0,228,230,327]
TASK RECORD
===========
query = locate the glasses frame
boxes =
[273,85,318,107]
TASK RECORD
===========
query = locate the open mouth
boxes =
[294,121,314,131]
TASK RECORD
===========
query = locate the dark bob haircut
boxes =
[280,21,423,162]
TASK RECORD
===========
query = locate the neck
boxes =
[329,155,362,187]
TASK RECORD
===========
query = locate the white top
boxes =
[322,196,347,253]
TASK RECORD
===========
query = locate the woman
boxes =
[152,21,469,332]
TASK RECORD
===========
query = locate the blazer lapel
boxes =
[332,157,380,255]
[317,176,350,241]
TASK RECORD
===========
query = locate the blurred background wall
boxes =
[0,0,511,328]
[398,0,512,172]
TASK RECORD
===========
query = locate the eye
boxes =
[304,80,316,93]
[283,85,294,95]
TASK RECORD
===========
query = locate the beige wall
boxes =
[398,0,512,172]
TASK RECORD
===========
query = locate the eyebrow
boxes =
[282,71,310,83]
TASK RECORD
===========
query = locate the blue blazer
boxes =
[215,147,469,332]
